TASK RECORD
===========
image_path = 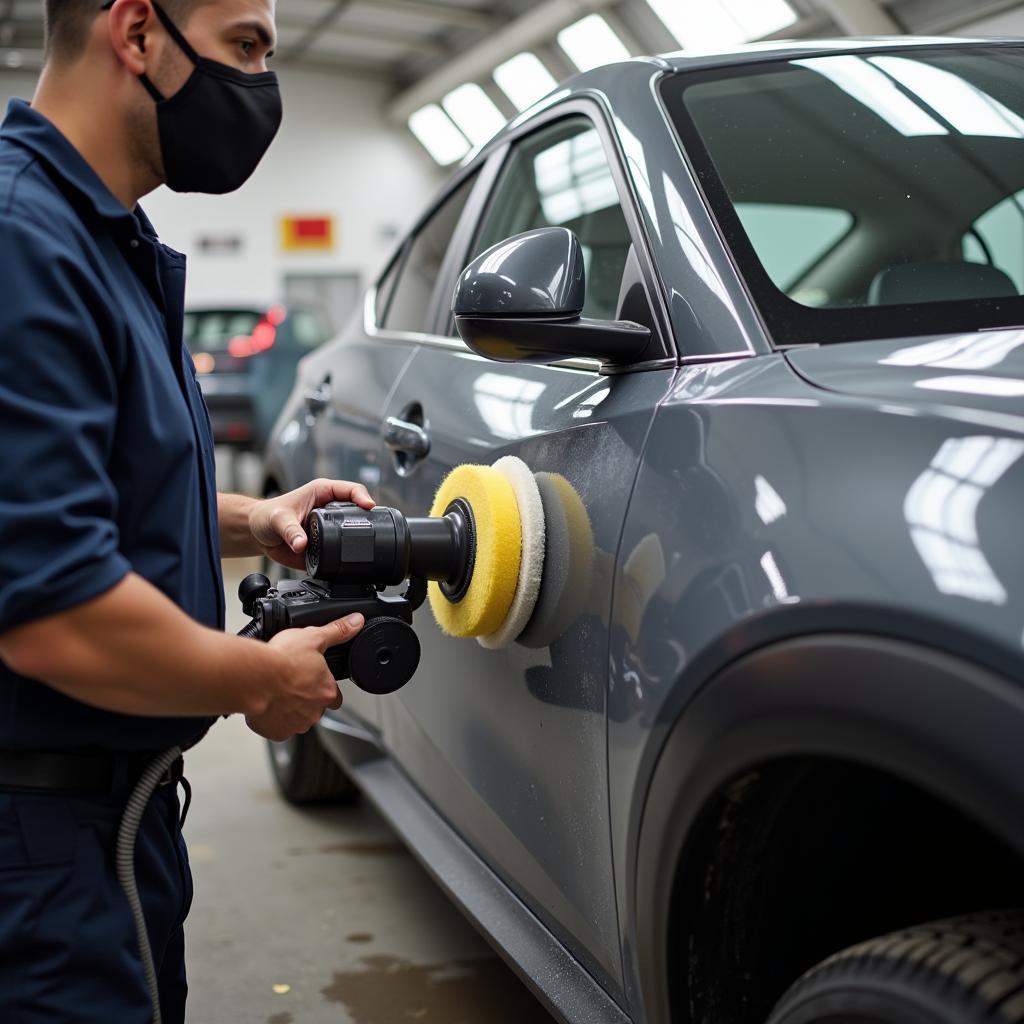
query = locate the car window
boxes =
[375,255,401,325]
[184,310,262,352]
[962,189,1024,293]
[736,203,854,299]
[469,119,632,322]
[290,309,331,349]
[384,172,479,334]
[661,46,1024,345]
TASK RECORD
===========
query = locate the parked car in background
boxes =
[185,304,332,451]
[263,39,1024,1024]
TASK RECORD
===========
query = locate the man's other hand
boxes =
[249,479,375,571]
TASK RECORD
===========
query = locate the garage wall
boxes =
[962,9,1024,34]
[0,65,444,312]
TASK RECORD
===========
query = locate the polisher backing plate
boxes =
[428,463,522,638]
[517,472,594,649]
[479,456,546,650]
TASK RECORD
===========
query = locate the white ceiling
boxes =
[0,0,1021,104]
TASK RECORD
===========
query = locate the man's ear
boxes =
[106,0,158,76]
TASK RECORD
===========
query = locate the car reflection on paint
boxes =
[262,38,1024,1024]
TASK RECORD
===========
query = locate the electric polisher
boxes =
[237,457,596,692]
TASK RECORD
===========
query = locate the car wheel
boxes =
[766,910,1024,1024]
[266,732,360,805]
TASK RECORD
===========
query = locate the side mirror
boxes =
[452,227,651,366]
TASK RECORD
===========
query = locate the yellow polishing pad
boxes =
[428,464,523,638]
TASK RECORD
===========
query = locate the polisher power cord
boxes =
[116,745,183,1024]
[119,617,263,1024]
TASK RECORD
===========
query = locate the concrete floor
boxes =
[182,552,554,1023]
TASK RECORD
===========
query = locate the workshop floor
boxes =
[182,544,554,1023]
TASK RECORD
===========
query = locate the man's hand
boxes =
[246,613,365,741]
[248,479,375,571]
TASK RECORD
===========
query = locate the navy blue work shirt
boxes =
[0,100,223,751]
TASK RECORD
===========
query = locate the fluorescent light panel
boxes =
[407,104,470,166]
[493,52,558,112]
[647,0,796,50]
[557,14,631,72]
[441,83,507,147]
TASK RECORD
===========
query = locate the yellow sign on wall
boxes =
[280,215,336,252]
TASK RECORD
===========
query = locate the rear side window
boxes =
[469,119,632,322]
[374,256,400,325]
[290,310,331,349]
[384,173,478,334]
[736,203,854,301]
[963,188,1024,293]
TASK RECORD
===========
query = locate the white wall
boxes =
[963,10,1024,35]
[0,64,444,307]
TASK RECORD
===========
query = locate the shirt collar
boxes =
[1,98,133,222]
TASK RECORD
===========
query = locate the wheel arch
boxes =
[632,632,1024,1024]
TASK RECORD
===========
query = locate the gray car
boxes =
[262,38,1024,1024]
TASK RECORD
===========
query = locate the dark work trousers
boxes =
[0,781,192,1022]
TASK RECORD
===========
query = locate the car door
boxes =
[309,169,485,730]
[375,110,676,1000]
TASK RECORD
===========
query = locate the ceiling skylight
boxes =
[442,83,507,147]
[493,52,558,112]
[557,14,631,72]
[407,104,471,166]
[646,0,797,51]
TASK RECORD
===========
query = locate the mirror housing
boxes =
[452,227,652,367]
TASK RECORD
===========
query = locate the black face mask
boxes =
[107,1,283,194]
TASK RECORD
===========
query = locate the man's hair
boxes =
[44,1,204,63]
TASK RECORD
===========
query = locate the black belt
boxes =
[0,749,184,798]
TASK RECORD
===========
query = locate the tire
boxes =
[266,731,360,805]
[767,910,1024,1024]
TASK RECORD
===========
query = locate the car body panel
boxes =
[788,330,1024,419]
[608,352,1024,1014]
[374,342,674,998]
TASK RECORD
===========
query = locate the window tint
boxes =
[470,119,632,321]
[374,256,401,325]
[184,310,262,352]
[963,189,1024,293]
[662,48,1024,345]
[290,310,331,349]
[736,203,853,301]
[385,173,478,334]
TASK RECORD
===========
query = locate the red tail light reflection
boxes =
[228,307,287,358]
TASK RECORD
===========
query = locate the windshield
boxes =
[661,46,1024,345]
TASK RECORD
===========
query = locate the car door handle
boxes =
[304,381,331,415]
[383,416,431,458]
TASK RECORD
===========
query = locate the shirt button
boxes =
[129,239,140,249]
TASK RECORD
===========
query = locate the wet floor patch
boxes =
[285,840,408,858]
[322,954,550,1023]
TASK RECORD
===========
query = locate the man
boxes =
[0,1,371,1019]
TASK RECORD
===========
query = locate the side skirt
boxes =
[316,716,632,1024]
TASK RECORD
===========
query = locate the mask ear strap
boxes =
[147,1,203,65]
[104,1,199,103]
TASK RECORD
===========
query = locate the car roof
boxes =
[655,34,1023,72]
[473,36,1023,158]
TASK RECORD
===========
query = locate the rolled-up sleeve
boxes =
[0,217,131,632]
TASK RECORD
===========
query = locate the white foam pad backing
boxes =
[478,456,546,650]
